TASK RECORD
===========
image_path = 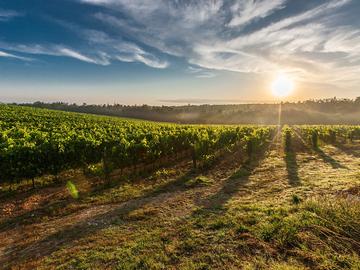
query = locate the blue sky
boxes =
[0,0,359,104]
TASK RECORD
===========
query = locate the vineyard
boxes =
[282,125,360,151]
[0,105,273,188]
[1,105,360,269]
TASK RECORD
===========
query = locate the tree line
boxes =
[13,97,360,125]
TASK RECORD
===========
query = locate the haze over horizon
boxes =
[1,0,359,104]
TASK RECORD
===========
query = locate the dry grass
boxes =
[1,135,360,269]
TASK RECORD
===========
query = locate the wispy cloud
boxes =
[191,0,355,78]
[187,66,216,78]
[1,0,359,92]
[57,47,107,65]
[228,0,286,27]
[0,9,22,21]
[83,29,168,68]
[0,50,31,61]
[0,15,169,69]
[79,0,360,89]
[0,43,110,65]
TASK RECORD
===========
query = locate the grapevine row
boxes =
[0,105,274,185]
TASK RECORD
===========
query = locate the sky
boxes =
[0,0,359,105]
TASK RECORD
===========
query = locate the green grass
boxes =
[185,176,214,187]
[37,196,360,270]
[2,138,360,269]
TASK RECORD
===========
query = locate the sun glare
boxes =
[271,73,294,98]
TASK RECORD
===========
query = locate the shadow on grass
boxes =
[196,143,270,211]
[332,143,360,158]
[0,141,269,268]
[0,152,193,219]
[315,147,348,169]
[0,197,75,230]
[180,143,272,258]
[0,158,193,230]
[0,168,199,268]
[284,148,301,187]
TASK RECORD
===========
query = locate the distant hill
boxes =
[19,97,360,125]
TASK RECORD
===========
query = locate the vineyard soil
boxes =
[1,129,360,269]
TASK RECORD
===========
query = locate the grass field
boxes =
[1,118,360,269]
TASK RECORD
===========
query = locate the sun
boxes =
[271,73,295,98]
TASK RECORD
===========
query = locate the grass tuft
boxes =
[291,194,302,205]
[185,176,214,187]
